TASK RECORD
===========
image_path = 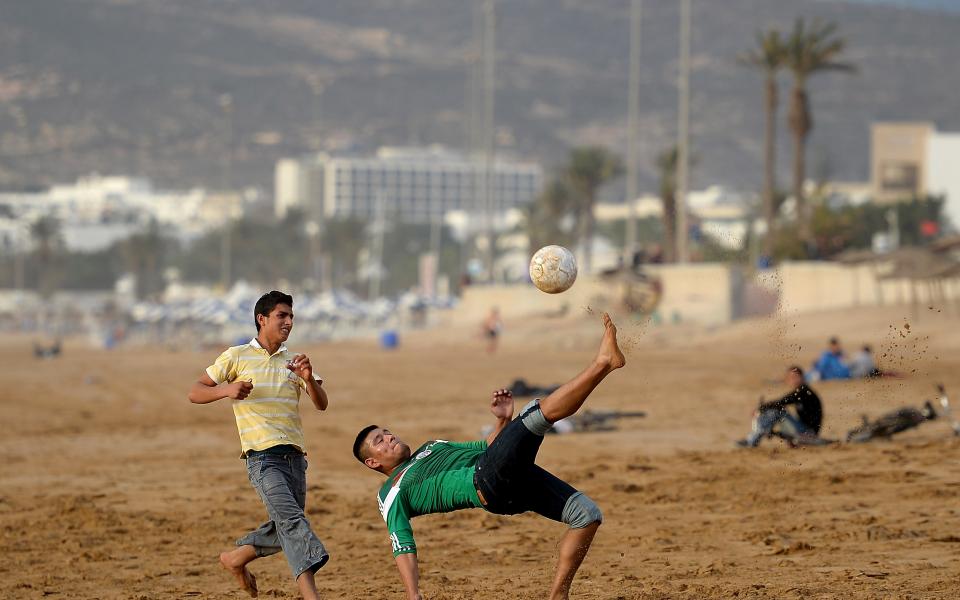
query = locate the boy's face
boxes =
[259,303,294,342]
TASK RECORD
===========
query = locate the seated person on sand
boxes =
[737,365,828,448]
[352,313,625,600]
[848,345,903,379]
[810,337,851,381]
[848,344,878,379]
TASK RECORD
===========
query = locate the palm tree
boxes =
[30,216,63,299]
[784,18,854,256]
[563,146,623,274]
[656,147,678,263]
[739,29,788,259]
[525,178,577,253]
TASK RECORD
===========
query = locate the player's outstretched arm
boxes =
[486,388,514,445]
[395,553,423,600]
[188,372,252,404]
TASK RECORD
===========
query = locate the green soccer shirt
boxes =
[377,439,487,556]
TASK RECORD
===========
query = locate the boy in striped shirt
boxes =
[189,290,329,599]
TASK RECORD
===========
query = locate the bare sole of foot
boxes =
[598,312,626,370]
[220,552,258,597]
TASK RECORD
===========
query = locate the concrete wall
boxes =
[777,261,960,314]
[451,261,960,327]
[452,263,737,326]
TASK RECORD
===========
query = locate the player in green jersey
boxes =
[353,313,626,600]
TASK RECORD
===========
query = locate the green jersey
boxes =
[377,439,487,556]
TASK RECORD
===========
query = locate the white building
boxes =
[594,186,757,250]
[871,122,960,231]
[274,146,543,224]
[0,174,246,252]
[927,132,960,231]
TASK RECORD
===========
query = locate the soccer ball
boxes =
[529,245,578,294]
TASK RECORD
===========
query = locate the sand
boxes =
[2,303,959,599]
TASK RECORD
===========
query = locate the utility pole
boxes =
[675,0,691,264]
[480,0,496,282]
[624,0,643,269]
[369,191,386,300]
[219,93,234,290]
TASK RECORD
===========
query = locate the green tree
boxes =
[119,221,174,300]
[656,147,679,262]
[30,216,63,299]
[525,178,577,253]
[784,18,855,255]
[739,28,788,258]
[563,146,623,274]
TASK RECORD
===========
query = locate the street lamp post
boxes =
[675,0,691,264]
[219,93,234,290]
[624,0,643,269]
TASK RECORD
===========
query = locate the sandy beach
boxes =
[2,303,959,599]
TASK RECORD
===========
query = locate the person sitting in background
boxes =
[849,345,879,379]
[810,337,851,381]
[737,366,828,448]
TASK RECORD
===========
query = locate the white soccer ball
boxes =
[529,245,578,294]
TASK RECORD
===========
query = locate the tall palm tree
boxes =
[656,147,678,263]
[30,216,63,299]
[564,146,623,274]
[739,29,787,259]
[525,178,576,253]
[784,18,854,256]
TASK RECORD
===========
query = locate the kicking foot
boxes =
[596,312,626,371]
[220,551,258,597]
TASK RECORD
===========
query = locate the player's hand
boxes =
[287,353,313,381]
[490,388,514,420]
[226,380,253,400]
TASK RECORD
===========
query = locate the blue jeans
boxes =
[745,407,813,446]
[237,449,329,579]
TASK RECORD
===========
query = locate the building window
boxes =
[879,162,919,193]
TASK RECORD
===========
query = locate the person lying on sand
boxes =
[847,385,957,442]
[737,365,831,448]
[352,313,626,600]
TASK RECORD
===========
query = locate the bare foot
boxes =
[220,551,258,597]
[596,312,626,370]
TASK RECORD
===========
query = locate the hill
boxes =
[0,0,958,195]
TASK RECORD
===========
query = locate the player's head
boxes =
[786,365,804,387]
[828,337,841,353]
[353,425,411,474]
[254,291,294,340]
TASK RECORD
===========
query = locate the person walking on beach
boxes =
[188,290,330,599]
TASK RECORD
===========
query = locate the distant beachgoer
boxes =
[187,290,330,599]
[737,366,828,448]
[482,307,503,353]
[810,337,851,381]
[849,345,879,379]
[352,313,625,600]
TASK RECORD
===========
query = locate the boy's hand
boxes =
[490,389,514,420]
[287,353,313,381]
[227,380,253,400]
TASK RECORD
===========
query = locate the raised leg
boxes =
[539,313,625,423]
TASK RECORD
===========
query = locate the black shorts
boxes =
[473,404,578,522]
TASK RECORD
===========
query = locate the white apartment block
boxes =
[275,146,543,224]
[0,174,240,251]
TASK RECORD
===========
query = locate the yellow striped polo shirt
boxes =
[206,338,320,457]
